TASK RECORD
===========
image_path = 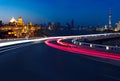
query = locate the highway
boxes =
[0,34,120,81]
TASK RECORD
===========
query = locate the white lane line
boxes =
[0,40,44,51]
[0,43,36,54]
[0,44,29,51]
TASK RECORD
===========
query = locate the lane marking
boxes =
[0,44,30,51]
[0,43,37,54]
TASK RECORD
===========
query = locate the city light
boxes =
[106,46,110,50]
[90,44,93,47]
[0,16,41,38]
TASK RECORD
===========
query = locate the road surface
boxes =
[0,40,120,81]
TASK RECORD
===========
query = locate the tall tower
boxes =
[108,9,112,29]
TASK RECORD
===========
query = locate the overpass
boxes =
[0,33,120,61]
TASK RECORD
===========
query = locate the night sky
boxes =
[0,0,120,26]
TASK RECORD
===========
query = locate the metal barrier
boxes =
[71,33,120,51]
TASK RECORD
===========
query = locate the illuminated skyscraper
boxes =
[116,21,120,31]
[17,16,24,26]
[108,9,112,29]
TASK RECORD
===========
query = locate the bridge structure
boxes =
[0,33,120,61]
[45,33,120,61]
[72,33,120,51]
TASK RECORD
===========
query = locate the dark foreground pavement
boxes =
[0,42,120,81]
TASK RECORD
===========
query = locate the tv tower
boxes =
[108,9,112,29]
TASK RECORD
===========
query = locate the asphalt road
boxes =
[0,41,120,81]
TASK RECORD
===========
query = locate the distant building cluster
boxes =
[0,17,41,38]
[96,10,120,32]
[47,22,62,30]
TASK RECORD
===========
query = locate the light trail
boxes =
[0,33,120,59]
[0,33,119,47]
[45,39,120,61]
[0,38,48,47]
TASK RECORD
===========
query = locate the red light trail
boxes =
[45,38,120,61]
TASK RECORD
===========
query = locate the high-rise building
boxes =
[108,9,112,29]
[17,16,24,26]
[116,21,120,31]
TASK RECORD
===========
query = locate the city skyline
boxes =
[0,0,120,26]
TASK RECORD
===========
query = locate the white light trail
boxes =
[0,33,119,47]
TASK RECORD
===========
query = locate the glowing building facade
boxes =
[0,17,41,38]
[114,21,120,31]
[17,17,24,26]
[10,17,17,23]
